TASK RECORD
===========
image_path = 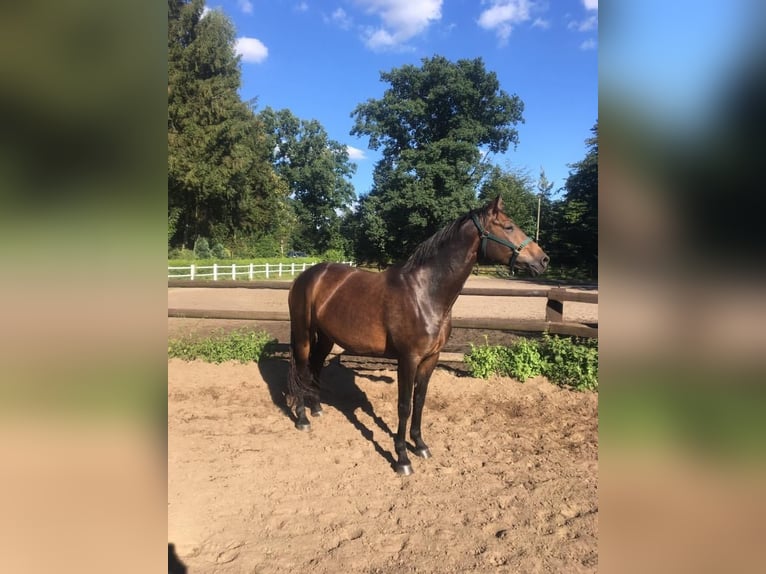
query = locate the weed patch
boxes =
[465,334,598,391]
[168,328,276,364]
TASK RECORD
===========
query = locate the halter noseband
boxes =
[471,213,532,270]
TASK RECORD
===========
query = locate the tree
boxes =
[351,55,525,263]
[478,166,537,233]
[258,108,356,255]
[553,122,598,276]
[167,0,287,249]
[535,167,555,242]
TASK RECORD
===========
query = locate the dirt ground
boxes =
[168,276,599,573]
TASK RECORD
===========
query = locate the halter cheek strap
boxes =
[471,213,533,269]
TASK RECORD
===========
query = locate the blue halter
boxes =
[471,213,532,270]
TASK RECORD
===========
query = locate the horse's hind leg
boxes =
[307,330,334,417]
[288,333,313,431]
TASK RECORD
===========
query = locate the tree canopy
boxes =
[166,20,598,279]
[258,107,356,255]
[350,55,525,263]
[547,122,598,277]
[167,0,287,249]
[478,166,538,234]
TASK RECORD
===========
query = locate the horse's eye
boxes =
[504,225,514,231]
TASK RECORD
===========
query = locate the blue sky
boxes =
[203,0,598,198]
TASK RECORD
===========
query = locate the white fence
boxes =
[168,261,354,280]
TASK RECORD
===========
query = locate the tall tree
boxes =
[351,55,525,263]
[168,0,286,248]
[478,166,537,233]
[259,108,356,254]
[555,122,598,276]
[535,167,555,242]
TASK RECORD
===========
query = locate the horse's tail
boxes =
[286,334,320,408]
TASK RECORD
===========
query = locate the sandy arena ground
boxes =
[168,275,598,573]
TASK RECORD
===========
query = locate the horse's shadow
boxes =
[258,357,398,467]
[168,543,187,574]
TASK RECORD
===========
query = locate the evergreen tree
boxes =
[553,122,598,276]
[535,167,555,243]
[167,0,287,249]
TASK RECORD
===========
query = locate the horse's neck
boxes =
[421,225,479,312]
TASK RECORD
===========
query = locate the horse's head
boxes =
[473,196,550,276]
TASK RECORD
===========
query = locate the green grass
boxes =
[465,334,598,391]
[168,328,277,364]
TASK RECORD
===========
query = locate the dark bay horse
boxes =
[287,196,549,475]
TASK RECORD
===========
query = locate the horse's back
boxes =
[289,262,392,355]
[289,262,361,303]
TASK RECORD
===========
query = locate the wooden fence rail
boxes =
[168,280,598,338]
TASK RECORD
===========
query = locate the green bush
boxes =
[211,242,230,259]
[465,337,545,382]
[465,334,598,391]
[168,328,276,364]
[193,237,212,259]
[321,248,347,262]
[541,334,598,391]
[506,337,546,381]
[168,247,195,260]
[464,340,511,379]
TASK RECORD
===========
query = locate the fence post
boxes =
[291,262,295,275]
[213,263,218,281]
[249,263,253,280]
[265,262,270,279]
[231,263,236,280]
[190,264,195,280]
[279,262,283,277]
[545,289,564,322]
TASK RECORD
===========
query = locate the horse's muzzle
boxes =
[518,254,549,276]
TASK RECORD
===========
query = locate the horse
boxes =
[286,196,549,475]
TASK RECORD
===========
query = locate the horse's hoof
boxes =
[295,420,311,431]
[394,463,413,476]
[311,407,323,417]
[414,447,431,459]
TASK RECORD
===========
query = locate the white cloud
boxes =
[346,145,367,160]
[477,0,532,43]
[569,14,597,32]
[235,37,269,63]
[364,27,399,51]
[582,0,598,10]
[356,0,443,51]
[201,6,211,18]
[330,8,353,30]
[531,17,549,30]
[295,2,309,12]
[238,0,254,14]
[580,38,596,51]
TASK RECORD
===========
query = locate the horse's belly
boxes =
[316,304,388,357]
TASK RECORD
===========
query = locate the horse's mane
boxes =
[401,204,488,272]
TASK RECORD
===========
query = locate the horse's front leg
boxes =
[394,358,417,475]
[410,353,439,459]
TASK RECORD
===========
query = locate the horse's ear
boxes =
[490,195,504,214]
